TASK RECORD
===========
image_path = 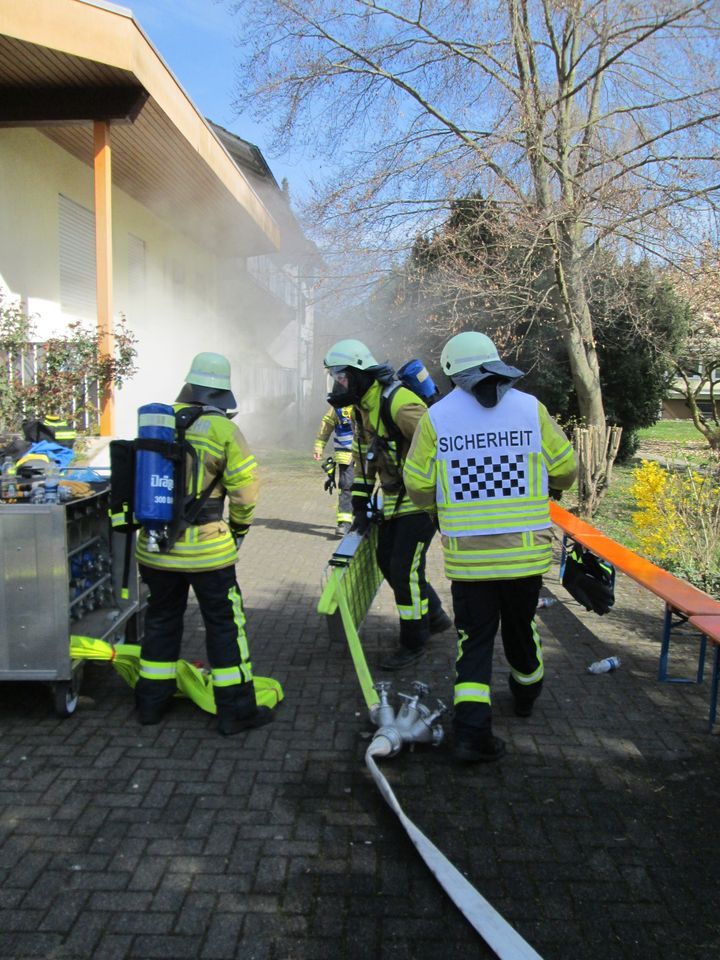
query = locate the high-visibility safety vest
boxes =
[314,405,354,465]
[333,407,353,453]
[403,386,577,580]
[136,404,258,572]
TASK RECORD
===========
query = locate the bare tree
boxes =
[669,244,720,449]
[230,0,720,505]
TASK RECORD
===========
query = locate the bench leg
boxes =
[709,643,720,733]
[658,604,672,681]
[658,604,707,685]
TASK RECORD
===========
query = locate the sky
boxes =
[121,0,313,201]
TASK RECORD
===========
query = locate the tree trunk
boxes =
[553,240,617,514]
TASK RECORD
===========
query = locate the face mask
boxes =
[326,367,373,406]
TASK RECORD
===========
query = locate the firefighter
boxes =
[134,352,273,736]
[312,404,354,536]
[403,332,577,763]
[324,339,452,671]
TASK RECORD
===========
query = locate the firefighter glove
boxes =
[229,523,250,547]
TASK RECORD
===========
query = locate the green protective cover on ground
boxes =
[316,527,384,710]
[70,636,284,714]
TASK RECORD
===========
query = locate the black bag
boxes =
[561,538,616,615]
[108,440,138,532]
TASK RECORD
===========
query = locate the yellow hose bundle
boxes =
[70,635,284,713]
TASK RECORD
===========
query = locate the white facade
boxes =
[0,126,309,444]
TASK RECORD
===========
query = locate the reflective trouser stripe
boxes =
[139,659,177,680]
[396,542,427,621]
[510,619,544,685]
[398,598,429,620]
[229,585,253,683]
[454,682,491,706]
[212,666,244,687]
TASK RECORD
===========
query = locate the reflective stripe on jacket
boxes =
[136,404,258,572]
[45,416,76,442]
[403,386,576,580]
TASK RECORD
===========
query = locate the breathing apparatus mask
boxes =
[326,366,374,407]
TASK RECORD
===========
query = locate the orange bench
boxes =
[688,616,720,729]
[550,503,720,730]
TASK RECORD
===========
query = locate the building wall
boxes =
[0,128,298,444]
[663,397,720,420]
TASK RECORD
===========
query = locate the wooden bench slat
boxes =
[550,503,720,617]
[688,615,720,643]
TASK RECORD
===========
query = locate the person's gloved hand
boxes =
[229,523,250,548]
[351,512,371,535]
[549,487,563,501]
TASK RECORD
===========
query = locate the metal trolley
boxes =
[0,488,143,717]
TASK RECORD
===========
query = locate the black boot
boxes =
[429,609,453,635]
[217,705,274,737]
[452,734,506,764]
[135,696,174,726]
[379,645,425,671]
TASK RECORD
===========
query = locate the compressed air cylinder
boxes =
[397,359,439,403]
[134,403,175,528]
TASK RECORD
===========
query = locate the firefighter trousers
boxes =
[451,575,543,737]
[337,462,354,524]
[135,564,258,716]
[376,511,443,651]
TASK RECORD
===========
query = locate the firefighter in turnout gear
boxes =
[324,339,452,671]
[313,405,355,536]
[134,352,273,736]
[403,332,577,763]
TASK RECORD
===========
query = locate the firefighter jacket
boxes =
[403,386,577,580]
[313,405,354,465]
[45,415,76,447]
[352,380,428,520]
[136,404,258,572]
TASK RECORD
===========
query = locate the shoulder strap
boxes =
[164,407,224,551]
[379,382,403,441]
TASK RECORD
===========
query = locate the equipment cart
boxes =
[0,488,143,716]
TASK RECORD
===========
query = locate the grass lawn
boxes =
[637,420,703,444]
[584,463,639,548]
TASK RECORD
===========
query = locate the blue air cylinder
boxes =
[134,403,176,528]
[397,359,440,404]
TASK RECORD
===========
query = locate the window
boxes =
[59,194,96,319]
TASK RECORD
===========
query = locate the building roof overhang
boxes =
[0,0,280,256]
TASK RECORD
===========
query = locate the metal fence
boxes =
[1,343,101,433]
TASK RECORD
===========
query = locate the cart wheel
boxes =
[52,680,79,718]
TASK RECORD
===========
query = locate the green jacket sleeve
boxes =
[223,422,259,527]
[402,411,438,513]
[539,404,577,490]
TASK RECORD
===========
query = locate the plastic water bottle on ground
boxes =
[536,597,558,609]
[587,656,621,674]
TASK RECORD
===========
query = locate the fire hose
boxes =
[319,530,544,960]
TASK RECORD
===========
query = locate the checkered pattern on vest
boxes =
[450,453,527,500]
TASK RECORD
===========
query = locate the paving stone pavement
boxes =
[1,453,719,960]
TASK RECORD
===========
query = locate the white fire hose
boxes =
[365,685,543,960]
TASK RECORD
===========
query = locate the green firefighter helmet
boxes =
[323,339,378,370]
[184,352,232,390]
[440,332,501,377]
[178,351,236,410]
